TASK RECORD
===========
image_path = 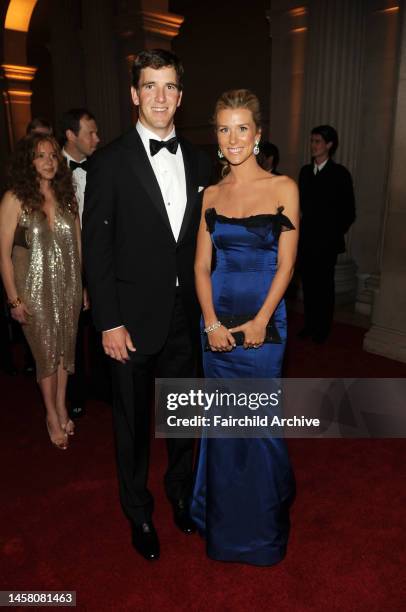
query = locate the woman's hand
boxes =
[207,325,236,352]
[229,317,267,349]
[10,301,31,325]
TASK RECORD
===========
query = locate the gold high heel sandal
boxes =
[61,419,75,436]
[46,420,68,450]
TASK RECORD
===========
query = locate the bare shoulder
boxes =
[0,190,22,214]
[0,192,22,234]
[271,174,298,195]
[269,175,299,222]
[202,183,220,211]
[270,175,298,206]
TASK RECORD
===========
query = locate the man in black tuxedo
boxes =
[298,125,356,343]
[61,108,102,418]
[82,49,212,561]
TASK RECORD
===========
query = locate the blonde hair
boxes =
[214,89,261,128]
[214,89,262,176]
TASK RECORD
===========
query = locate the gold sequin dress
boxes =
[12,207,82,381]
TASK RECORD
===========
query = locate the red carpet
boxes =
[1,313,406,611]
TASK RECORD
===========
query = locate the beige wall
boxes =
[269,0,308,177]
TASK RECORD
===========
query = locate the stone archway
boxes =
[5,0,38,31]
[1,0,186,147]
[2,0,38,146]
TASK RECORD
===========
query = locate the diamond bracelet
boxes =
[204,321,222,334]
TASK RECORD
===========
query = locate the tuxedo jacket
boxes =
[82,128,212,354]
[298,158,356,257]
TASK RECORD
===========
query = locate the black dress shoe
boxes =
[69,405,85,419]
[131,522,160,561]
[172,499,196,534]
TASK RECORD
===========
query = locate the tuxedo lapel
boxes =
[178,139,197,244]
[122,129,174,238]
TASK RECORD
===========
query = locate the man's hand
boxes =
[83,287,90,311]
[102,326,136,363]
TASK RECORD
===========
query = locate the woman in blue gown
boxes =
[191,90,299,566]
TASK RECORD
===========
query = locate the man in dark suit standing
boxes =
[82,49,212,561]
[61,108,101,418]
[298,125,356,343]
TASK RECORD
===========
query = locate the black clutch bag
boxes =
[204,314,282,350]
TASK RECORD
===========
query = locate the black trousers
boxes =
[301,251,337,340]
[68,310,112,406]
[67,310,87,406]
[111,290,196,525]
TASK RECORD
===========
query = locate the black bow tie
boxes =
[69,159,88,172]
[149,136,178,156]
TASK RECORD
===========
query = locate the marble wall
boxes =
[364,1,406,363]
[269,0,406,361]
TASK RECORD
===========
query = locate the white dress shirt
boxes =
[136,120,187,242]
[313,158,328,175]
[62,148,87,225]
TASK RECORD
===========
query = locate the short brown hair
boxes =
[132,49,184,90]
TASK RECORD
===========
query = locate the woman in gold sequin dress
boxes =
[0,135,83,449]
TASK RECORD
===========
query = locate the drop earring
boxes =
[253,141,260,155]
[218,149,224,159]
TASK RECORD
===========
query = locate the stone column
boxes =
[352,2,401,315]
[114,2,146,132]
[49,0,86,125]
[114,0,184,131]
[0,16,7,183]
[300,0,367,304]
[363,3,406,364]
[139,8,184,50]
[1,24,36,148]
[1,62,36,146]
[268,2,309,178]
[0,66,11,187]
[302,0,365,168]
[81,0,122,144]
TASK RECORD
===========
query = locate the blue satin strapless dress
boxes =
[190,207,296,566]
